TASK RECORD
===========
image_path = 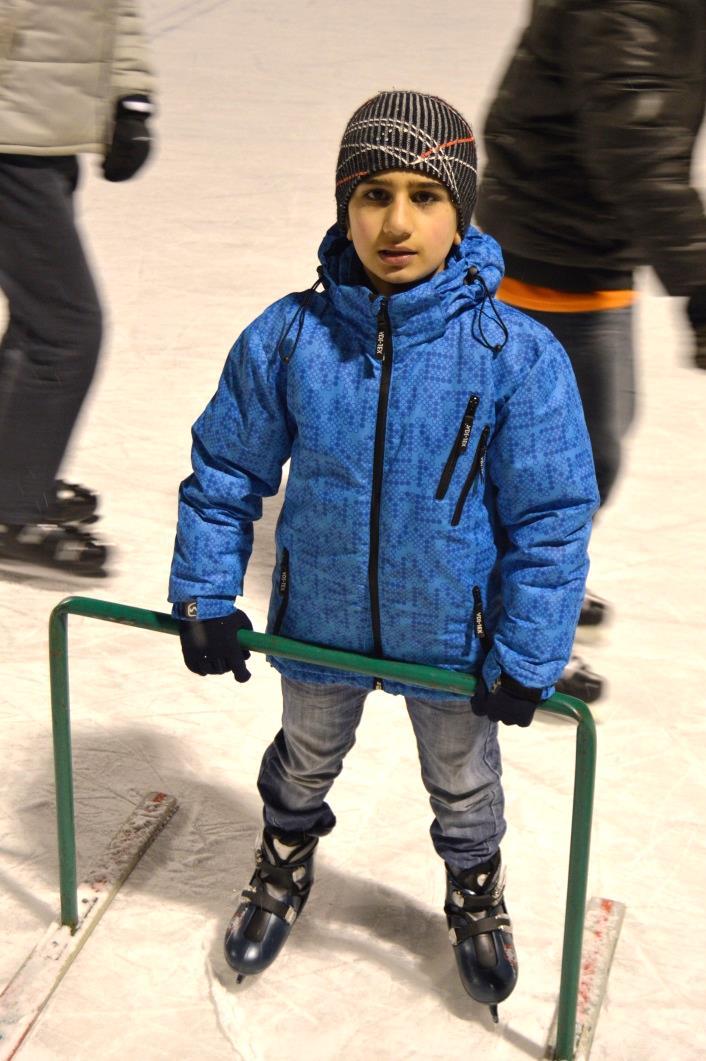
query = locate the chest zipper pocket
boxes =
[272,548,290,635]
[451,426,490,527]
[472,585,492,653]
[436,394,480,501]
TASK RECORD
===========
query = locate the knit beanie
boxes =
[335,90,477,234]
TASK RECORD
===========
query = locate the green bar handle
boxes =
[49,595,594,1060]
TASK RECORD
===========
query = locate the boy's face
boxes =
[346,170,462,296]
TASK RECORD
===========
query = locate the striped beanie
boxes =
[335,90,477,234]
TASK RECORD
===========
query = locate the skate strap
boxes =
[257,858,309,892]
[447,888,502,913]
[242,884,294,924]
[448,912,511,944]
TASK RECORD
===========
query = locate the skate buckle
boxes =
[284,906,297,926]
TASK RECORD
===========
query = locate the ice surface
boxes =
[1,1,705,1058]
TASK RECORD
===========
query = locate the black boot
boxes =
[444,851,518,1021]
[224,829,318,981]
[555,653,605,703]
[0,520,108,577]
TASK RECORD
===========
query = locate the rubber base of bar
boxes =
[0,792,178,1059]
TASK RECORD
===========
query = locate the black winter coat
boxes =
[475,0,706,296]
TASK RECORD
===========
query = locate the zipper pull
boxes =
[477,426,490,482]
[472,586,486,642]
[375,298,388,362]
[459,395,480,453]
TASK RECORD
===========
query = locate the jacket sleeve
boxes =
[481,336,600,696]
[567,0,706,296]
[110,0,155,105]
[168,323,294,618]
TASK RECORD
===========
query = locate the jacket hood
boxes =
[316,224,505,345]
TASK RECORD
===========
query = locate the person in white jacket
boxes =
[0,0,155,577]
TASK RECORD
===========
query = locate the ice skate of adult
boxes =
[575,589,611,645]
[0,480,108,579]
[445,851,518,1022]
[224,830,318,982]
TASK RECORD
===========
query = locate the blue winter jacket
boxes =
[169,225,599,698]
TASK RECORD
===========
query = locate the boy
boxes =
[169,91,599,1016]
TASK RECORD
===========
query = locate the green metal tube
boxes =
[552,702,597,1060]
[48,594,595,1060]
[48,604,78,928]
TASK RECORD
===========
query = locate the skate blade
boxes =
[488,1004,499,1023]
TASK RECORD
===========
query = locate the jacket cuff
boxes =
[481,646,554,701]
[171,597,235,620]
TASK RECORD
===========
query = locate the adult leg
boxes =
[0,156,103,524]
[521,307,635,507]
[257,677,368,840]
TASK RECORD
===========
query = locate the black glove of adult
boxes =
[179,609,253,682]
[471,673,543,728]
[103,94,153,182]
[686,287,706,370]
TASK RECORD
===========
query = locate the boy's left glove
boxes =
[103,94,153,182]
[471,673,543,728]
[179,609,253,682]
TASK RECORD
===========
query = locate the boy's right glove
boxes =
[179,609,253,682]
[471,673,543,728]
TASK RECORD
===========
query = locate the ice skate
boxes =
[44,480,100,525]
[575,590,611,645]
[445,851,518,1021]
[0,521,108,578]
[555,652,604,703]
[224,830,318,981]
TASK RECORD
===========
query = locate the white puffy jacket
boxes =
[0,0,154,155]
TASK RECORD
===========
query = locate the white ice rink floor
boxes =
[2,1,706,1058]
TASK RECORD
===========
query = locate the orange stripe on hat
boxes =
[419,136,475,159]
[335,169,370,189]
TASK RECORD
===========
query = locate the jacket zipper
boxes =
[369,298,393,669]
[451,425,490,527]
[272,548,290,635]
[435,393,480,500]
[472,585,491,653]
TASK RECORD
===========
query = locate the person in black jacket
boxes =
[475,0,706,702]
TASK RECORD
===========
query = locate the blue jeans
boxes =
[520,306,635,507]
[257,677,506,870]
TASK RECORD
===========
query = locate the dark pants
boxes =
[518,307,635,507]
[0,155,102,524]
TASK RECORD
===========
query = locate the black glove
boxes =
[179,609,253,682]
[471,673,543,728]
[103,94,153,182]
[686,287,706,370]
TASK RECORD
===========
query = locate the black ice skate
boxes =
[0,521,108,578]
[445,851,518,1022]
[575,590,611,644]
[45,480,100,525]
[224,830,318,982]
[555,653,604,703]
